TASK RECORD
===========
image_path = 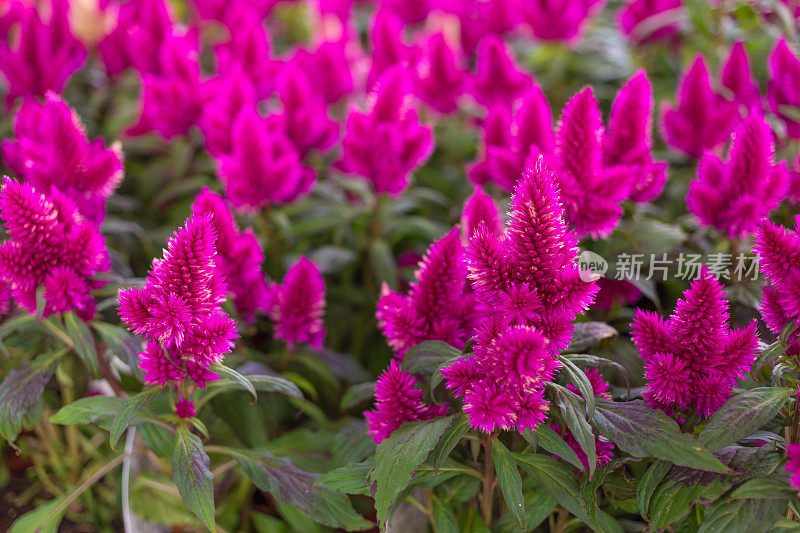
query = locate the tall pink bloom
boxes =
[97,0,173,76]
[603,70,668,203]
[632,267,757,417]
[0,178,110,321]
[687,113,787,238]
[439,0,519,55]
[0,0,86,107]
[470,35,532,108]
[365,360,447,443]
[338,67,434,195]
[118,215,237,387]
[199,67,257,157]
[461,188,502,240]
[377,227,477,357]
[267,257,326,349]
[190,0,275,22]
[720,41,762,114]
[618,0,683,44]
[661,55,739,158]
[768,38,800,139]
[191,189,269,323]
[787,443,800,489]
[366,10,410,90]
[413,32,466,114]
[378,0,434,25]
[2,93,123,224]
[468,104,513,187]
[291,39,353,105]
[523,0,606,44]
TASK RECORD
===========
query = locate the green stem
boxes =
[481,436,495,526]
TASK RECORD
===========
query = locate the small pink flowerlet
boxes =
[338,67,434,196]
[720,41,763,114]
[365,360,447,443]
[174,397,196,419]
[523,0,606,44]
[788,443,800,489]
[661,55,739,158]
[413,32,466,115]
[0,0,86,107]
[768,38,800,139]
[377,227,477,357]
[618,0,683,45]
[97,0,173,76]
[118,215,238,388]
[687,113,787,238]
[0,178,110,321]
[632,267,758,417]
[2,93,123,224]
[470,35,532,108]
[267,257,326,349]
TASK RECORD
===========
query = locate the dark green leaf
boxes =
[432,496,458,533]
[204,374,302,398]
[529,425,583,471]
[698,496,788,533]
[401,341,461,377]
[636,460,670,520]
[559,356,596,417]
[63,312,99,378]
[9,495,68,533]
[50,396,123,427]
[549,385,595,475]
[172,425,216,532]
[208,363,257,404]
[340,382,376,411]
[109,387,163,449]
[316,461,371,495]
[730,477,796,500]
[433,414,470,474]
[0,363,55,443]
[565,322,618,353]
[492,438,524,528]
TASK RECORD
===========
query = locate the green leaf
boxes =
[63,312,99,378]
[369,240,397,290]
[433,414,470,474]
[730,477,797,500]
[208,363,257,404]
[316,461,371,495]
[91,321,141,373]
[559,356,596,417]
[529,425,583,471]
[401,341,461,376]
[549,385,595,475]
[432,496,458,533]
[340,381,376,411]
[636,460,670,521]
[698,496,788,533]
[492,438,525,528]
[493,482,557,533]
[699,388,794,452]
[0,363,56,443]
[203,373,302,398]
[590,399,728,473]
[369,416,455,530]
[9,495,68,533]
[50,396,124,427]
[130,474,201,527]
[172,425,216,532]
[109,387,163,449]
[565,322,618,353]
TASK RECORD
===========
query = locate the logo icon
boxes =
[578,250,608,282]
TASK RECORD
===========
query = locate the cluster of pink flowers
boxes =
[0,178,110,321]
[632,268,758,417]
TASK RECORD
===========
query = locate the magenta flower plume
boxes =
[267,257,326,349]
[199,67,257,157]
[661,55,739,158]
[468,105,513,187]
[0,178,110,321]
[97,0,173,76]
[440,0,519,55]
[291,39,353,105]
[190,0,275,22]
[338,67,434,196]
[470,35,532,108]
[377,227,477,357]
[0,0,86,107]
[413,32,466,115]
[553,87,635,238]
[603,70,668,203]
[632,267,758,417]
[127,32,208,139]
[687,113,788,238]
[721,41,763,114]
[787,443,800,489]
[118,214,238,388]
[379,0,434,24]
[191,189,269,323]
[365,360,447,443]
[618,0,683,44]
[523,0,605,44]
[461,188,502,240]
[174,397,196,419]
[366,10,410,90]
[768,38,800,139]
[217,106,314,211]
[2,93,123,224]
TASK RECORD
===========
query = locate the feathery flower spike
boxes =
[470,35,532,108]
[467,105,513,187]
[291,39,353,105]
[523,0,606,44]
[97,0,173,76]
[720,41,763,114]
[618,0,683,44]
[768,38,800,139]
[461,188,502,240]
[267,257,326,349]
[366,10,410,90]
[413,32,466,115]
[439,0,519,55]
[199,67,257,157]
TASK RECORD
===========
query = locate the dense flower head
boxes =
[523,0,606,44]
[0,0,86,107]
[217,106,314,211]
[461,187,502,241]
[377,227,477,357]
[439,0,519,55]
[190,0,276,22]
[366,9,410,91]
[191,188,270,323]
[118,214,238,388]
[174,396,196,418]
[291,39,353,105]
[470,36,532,108]
[0,178,110,321]
[412,32,466,115]
[2,93,123,224]
[468,104,513,187]
[97,0,173,76]
[787,443,800,489]
[687,113,787,238]
[661,55,740,158]
[632,267,758,417]
[618,0,683,44]
[266,257,326,349]
[768,37,800,139]
[721,41,763,114]
[365,360,447,443]
[199,67,257,157]
[338,67,434,195]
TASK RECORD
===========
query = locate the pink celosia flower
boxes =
[378,0,434,24]
[365,360,447,443]
[661,55,740,158]
[788,153,800,204]
[687,113,788,238]
[720,41,763,114]
[768,38,800,139]
[0,178,110,321]
[618,0,683,44]
[788,443,800,489]
[0,281,10,316]
[470,35,532,108]
[412,32,466,114]
[127,32,209,139]
[603,70,668,203]
[217,106,314,210]
[266,257,326,349]
[366,10,410,90]
[468,105,513,186]
[439,0,519,55]
[191,188,270,323]
[338,67,434,195]
[632,267,758,417]
[2,93,123,224]
[592,278,641,311]
[118,215,238,387]
[190,0,276,22]
[291,39,353,105]
[174,396,196,418]
[461,187,502,240]
[199,67,257,157]
[377,227,477,357]
[0,0,86,107]
[463,380,519,432]
[523,0,606,44]
[97,0,173,76]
